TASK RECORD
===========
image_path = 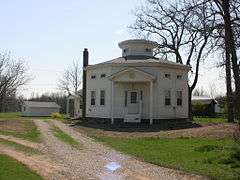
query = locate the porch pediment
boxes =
[110,68,156,82]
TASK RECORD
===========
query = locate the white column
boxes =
[111,81,114,124]
[150,81,153,125]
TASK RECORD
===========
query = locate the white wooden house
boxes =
[83,39,191,124]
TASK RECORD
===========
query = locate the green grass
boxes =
[0,138,41,155]
[51,126,80,149]
[0,112,22,118]
[193,117,227,124]
[0,154,42,180]
[0,119,41,142]
[96,136,240,180]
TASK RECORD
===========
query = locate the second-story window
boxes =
[165,74,171,79]
[177,75,182,79]
[100,74,106,78]
[91,75,96,79]
[145,48,151,52]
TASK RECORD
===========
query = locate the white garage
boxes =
[22,101,61,117]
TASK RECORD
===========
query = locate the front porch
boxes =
[109,68,156,124]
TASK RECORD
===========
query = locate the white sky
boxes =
[0,0,226,98]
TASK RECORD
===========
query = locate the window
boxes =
[90,91,96,105]
[91,75,96,79]
[177,75,182,79]
[177,91,182,106]
[123,49,128,53]
[23,106,26,111]
[100,74,106,78]
[145,48,151,52]
[165,74,171,79]
[164,90,171,106]
[100,90,105,105]
[124,91,128,107]
[130,92,137,104]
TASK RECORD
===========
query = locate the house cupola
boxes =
[118,39,158,60]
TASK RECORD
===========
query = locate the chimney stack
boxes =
[83,48,89,67]
[82,48,88,121]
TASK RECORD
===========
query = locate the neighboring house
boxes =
[83,39,191,124]
[22,101,61,117]
[67,92,82,118]
[192,96,220,117]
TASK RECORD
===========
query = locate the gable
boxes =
[110,68,156,82]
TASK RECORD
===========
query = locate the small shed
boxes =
[192,96,220,117]
[22,101,61,117]
[67,92,82,118]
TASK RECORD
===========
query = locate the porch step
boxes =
[124,114,141,123]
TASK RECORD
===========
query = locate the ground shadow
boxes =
[74,121,202,133]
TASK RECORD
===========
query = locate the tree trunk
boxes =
[223,0,240,121]
[188,86,193,121]
[225,49,234,122]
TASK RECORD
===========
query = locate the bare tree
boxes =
[193,88,208,97]
[0,52,30,112]
[207,0,240,122]
[131,0,216,120]
[58,61,82,95]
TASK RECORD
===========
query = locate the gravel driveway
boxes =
[34,119,205,180]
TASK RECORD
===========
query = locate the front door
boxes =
[128,91,139,114]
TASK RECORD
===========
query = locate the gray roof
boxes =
[192,96,217,105]
[91,57,189,68]
[23,101,61,108]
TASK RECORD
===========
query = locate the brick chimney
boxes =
[82,48,88,121]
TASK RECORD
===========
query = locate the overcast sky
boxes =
[0,0,226,98]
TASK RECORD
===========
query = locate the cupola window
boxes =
[177,75,182,79]
[100,74,106,78]
[145,48,151,52]
[165,74,171,79]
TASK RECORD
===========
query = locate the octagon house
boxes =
[83,39,190,124]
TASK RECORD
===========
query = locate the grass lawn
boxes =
[96,136,240,179]
[0,112,22,118]
[51,125,80,149]
[193,117,227,124]
[0,154,42,180]
[0,138,41,155]
[0,119,41,142]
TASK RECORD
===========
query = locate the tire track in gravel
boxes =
[49,120,206,180]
